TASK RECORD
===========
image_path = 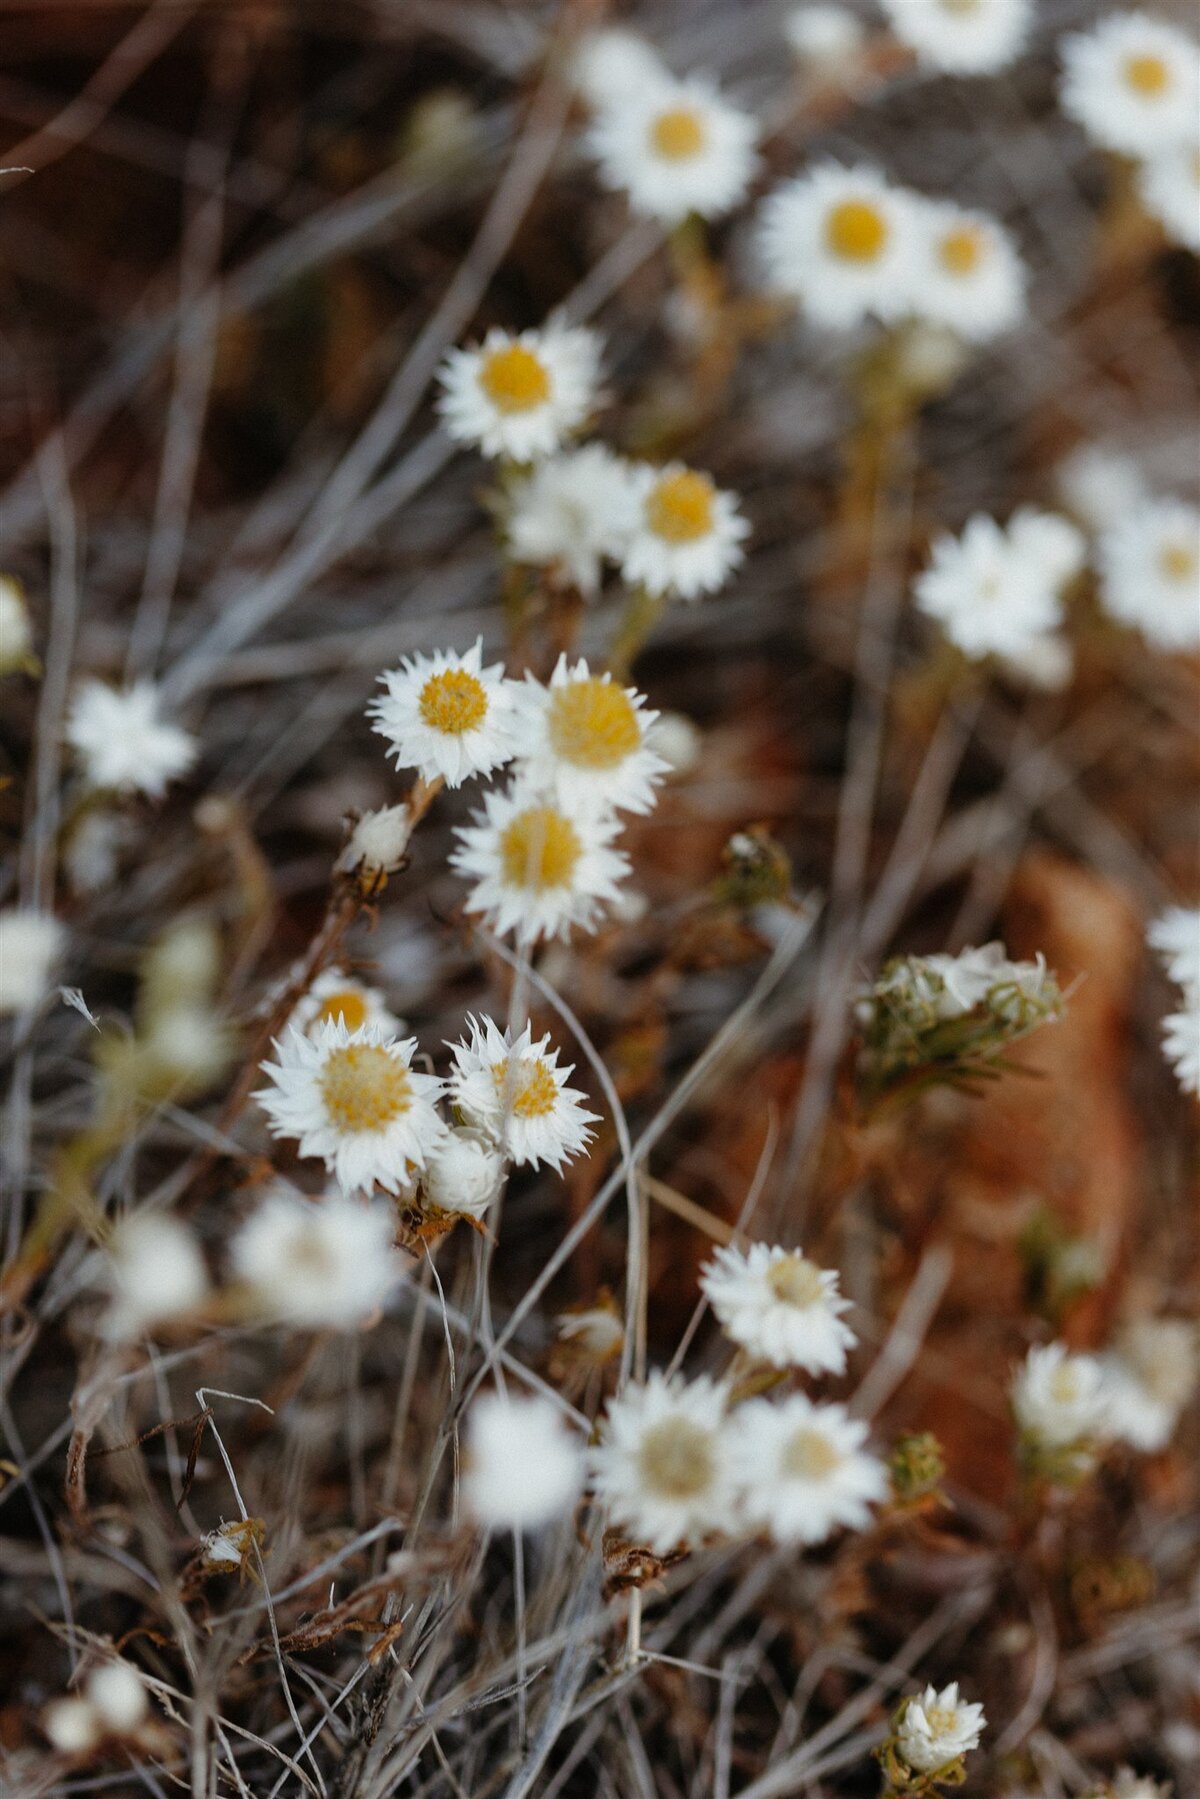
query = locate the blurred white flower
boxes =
[448,1014,598,1170]
[1162,1000,1200,1096]
[1138,139,1200,250]
[464,1392,583,1530]
[289,967,402,1041]
[1149,905,1200,991]
[1106,1768,1175,1799]
[43,1695,101,1755]
[104,1212,209,1338]
[421,1124,506,1217]
[620,461,749,599]
[143,1003,230,1090]
[591,1373,738,1553]
[0,908,65,1015]
[232,1188,406,1329]
[649,709,702,774]
[895,1681,987,1773]
[700,1242,856,1373]
[0,574,33,672]
[759,162,920,331]
[86,1663,149,1736]
[913,513,1066,665]
[1057,444,1147,533]
[556,1301,624,1362]
[1007,507,1088,589]
[908,199,1027,343]
[1012,1342,1111,1450]
[1103,1316,1198,1451]
[255,1020,446,1195]
[570,28,666,110]
[784,5,865,72]
[730,1395,888,1544]
[513,657,667,819]
[65,678,196,799]
[587,73,758,223]
[450,781,629,944]
[882,0,1032,74]
[506,445,640,595]
[369,639,517,788]
[437,323,601,462]
[1061,13,1200,158]
[1096,497,1200,652]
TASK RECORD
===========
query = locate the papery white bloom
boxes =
[1007,508,1088,589]
[65,679,196,799]
[86,1663,149,1736]
[369,640,517,788]
[920,943,1046,1017]
[506,445,640,595]
[0,908,65,1015]
[464,1393,584,1530]
[1138,139,1200,250]
[43,1695,101,1755]
[1103,1317,1198,1450]
[340,803,412,877]
[1097,497,1200,651]
[1108,1768,1176,1799]
[231,1188,406,1328]
[1162,1000,1200,1095]
[649,710,702,773]
[103,1212,209,1338]
[913,513,1065,664]
[908,200,1027,343]
[1149,906,1200,991]
[0,574,33,672]
[620,461,749,600]
[729,1395,888,1544]
[421,1125,506,1218]
[255,1020,446,1194]
[1057,444,1147,533]
[289,967,403,1041]
[571,28,666,110]
[448,1014,599,1170]
[587,73,758,224]
[882,0,1032,74]
[785,5,865,70]
[895,1681,987,1774]
[758,163,920,331]
[1061,13,1200,158]
[204,1520,254,1566]
[437,323,601,462]
[700,1242,856,1373]
[1012,1342,1112,1449]
[591,1373,738,1553]
[450,781,629,943]
[514,657,667,818]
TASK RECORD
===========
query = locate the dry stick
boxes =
[848,1242,954,1421]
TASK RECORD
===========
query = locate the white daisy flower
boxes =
[421,1125,506,1218]
[1103,1317,1198,1451]
[913,513,1065,664]
[288,967,402,1041]
[909,199,1027,343]
[1162,1000,1200,1096]
[591,1372,738,1554]
[506,445,640,596]
[587,73,758,224]
[1057,444,1147,533]
[103,1212,210,1339]
[1011,1342,1112,1450]
[758,162,922,331]
[1061,14,1200,159]
[254,1020,446,1195]
[1097,497,1200,651]
[620,461,749,600]
[699,1242,856,1374]
[448,1014,599,1171]
[1138,139,1200,250]
[0,908,65,1015]
[894,1682,987,1774]
[729,1395,888,1545]
[513,656,667,819]
[1148,905,1200,991]
[785,6,866,72]
[450,781,630,944]
[881,0,1032,74]
[369,639,517,788]
[437,322,601,463]
[65,678,196,799]
[464,1393,584,1531]
[0,575,34,673]
[231,1188,407,1329]
[570,28,667,111]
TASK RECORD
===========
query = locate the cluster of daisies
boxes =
[1013,1319,1199,1478]
[1149,904,1200,1096]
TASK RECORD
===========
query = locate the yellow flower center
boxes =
[825,198,889,263]
[1123,52,1170,96]
[478,343,551,414]
[938,225,985,276]
[318,1043,412,1133]
[926,1704,958,1734]
[1158,541,1196,584]
[645,469,716,543]
[287,1227,337,1279]
[313,988,369,1033]
[782,1427,841,1480]
[547,677,641,769]
[939,0,980,14]
[765,1254,826,1309]
[499,805,582,891]
[639,1418,716,1500]
[1049,1365,1080,1404]
[419,666,489,735]
[650,106,708,161]
[493,1056,559,1118]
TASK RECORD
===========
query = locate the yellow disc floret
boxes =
[319,1043,412,1133]
[650,107,708,161]
[938,225,985,276]
[547,677,641,769]
[639,1418,716,1499]
[765,1254,826,1310]
[645,469,716,544]
[782,1428,842,1480]
[314,989,369,1032]
[1123,52,1169,96]
[825,198,889,263]
[478,343,551,415]
[419,667,489,735]
[1158,541,1196,584]
[500,806,582,891]
[494,1056,559,1118]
